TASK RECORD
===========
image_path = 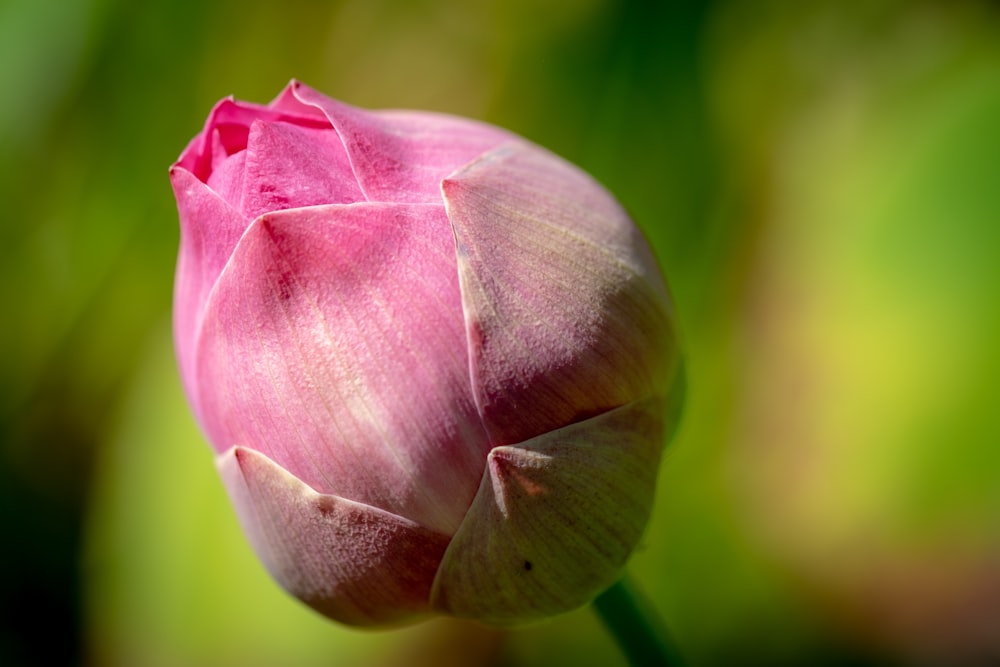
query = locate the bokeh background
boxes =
[2,0,1000,665]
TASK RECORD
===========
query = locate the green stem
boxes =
[593,575,684,667]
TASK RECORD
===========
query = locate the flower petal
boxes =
[170,165,250,414]
[430,398,666,624]
[442,141,678,447]
[289,81,512,204]
[175,94,330,184]
[240,119,364,219]
[218,446,450,626]
[205,135,246,208]
[267,80,329,119]
[193,202,490,534]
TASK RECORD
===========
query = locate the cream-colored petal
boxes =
[429,397,667,625]
[217,446,450,626]
[443,141,677,447]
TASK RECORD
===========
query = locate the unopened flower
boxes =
[170,81,680,626]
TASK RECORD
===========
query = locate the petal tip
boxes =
[215,446,451,627]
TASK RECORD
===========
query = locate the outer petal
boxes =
[193,202,490,534]
[218,446,450,626]
[443,141,678,446]
[170,165,250,413]
[289,81,513,204]
[430,398,667,624]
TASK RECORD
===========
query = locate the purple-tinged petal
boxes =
[442,141,678,447]
[218,446,450,626]
[430,398,666,624]
[170,165,251,411]
[240,119,364,220]
[193,202,491,535]
[289,81,512,204]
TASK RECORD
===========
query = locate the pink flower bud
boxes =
[170,81,681,626]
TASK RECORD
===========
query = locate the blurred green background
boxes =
[2,0,1000,665]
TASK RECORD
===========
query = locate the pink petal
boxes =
[289,81,512,204]
[193,202,490,535]
[240,119,364,220]
[170,165,251,412]
[442,142,678,447]
[430,398,667,623]
[175,94,330,184]
[267,79,329,118]
[218,446,450,626]
[205,134,246,208]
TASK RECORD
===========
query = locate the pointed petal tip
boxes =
[169,163,193,185]
[439,177,457,196]
[226,443,249,467]
[431,399,666,625]
[442,143,518,187]
[216,446,452,627]
[289,79,328,104]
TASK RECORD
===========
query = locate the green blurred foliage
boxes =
[2,0,999,665]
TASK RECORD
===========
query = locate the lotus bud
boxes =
[170,81,681,626]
